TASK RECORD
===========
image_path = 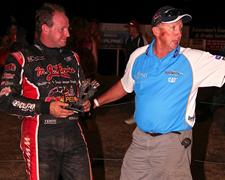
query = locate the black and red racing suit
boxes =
[0,42,93,180]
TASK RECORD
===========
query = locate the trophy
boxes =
[66,79,100,112]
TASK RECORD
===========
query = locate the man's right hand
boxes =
[49,101,75,118]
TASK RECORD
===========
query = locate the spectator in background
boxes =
[124,19,148,61]
[67,17,101,170]
[123,19,148,124]
[0,15,28,74]
[0,16,17,73]
[88,18,101,69]
[68,17,97,80]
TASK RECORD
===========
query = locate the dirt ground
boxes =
[0,75,224,180]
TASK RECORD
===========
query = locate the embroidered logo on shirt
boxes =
[165,71,183,83]
[135,72,148,79]
[168,77,177,83]
[165,71,183,76]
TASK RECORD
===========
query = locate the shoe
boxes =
[124,117,135,125]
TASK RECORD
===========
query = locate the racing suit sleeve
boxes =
[0,52,50,117]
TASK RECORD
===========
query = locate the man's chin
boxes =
[58,42,66,48]
[170,42,179,49]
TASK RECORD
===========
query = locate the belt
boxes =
[145,131,181,137]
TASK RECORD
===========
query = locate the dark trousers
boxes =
[38,121,92,180]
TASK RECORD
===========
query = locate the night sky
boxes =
[2,0,225,33]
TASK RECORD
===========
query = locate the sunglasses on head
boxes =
[163,8,183,18]
[152,8,183,26]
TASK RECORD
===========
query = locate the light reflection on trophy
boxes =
[66,79,100,112]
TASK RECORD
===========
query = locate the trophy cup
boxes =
[66,79,100,112]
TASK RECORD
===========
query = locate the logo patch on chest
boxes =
[165,70,183,83]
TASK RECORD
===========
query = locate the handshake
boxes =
[66,79,100,112]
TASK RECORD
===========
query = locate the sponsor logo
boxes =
[168,77,177,83]
[2,73,15,79]
[64,96,79,102]
[37,81,49,86]
[165,70,183,83]
[12,100,35,112]
[69,116,78,120]
[135,72,148,79]
[0,87,12,96]
[35,63,76,81]
[165,71,183,76]
[44,119,57,124]
[4,63,16,71]
[45,86,78,102]
[27,55,45,62]
[1,81,14,86]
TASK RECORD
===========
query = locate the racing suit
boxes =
[0,42,93,180]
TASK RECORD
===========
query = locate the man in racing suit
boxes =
[0,3,92,180]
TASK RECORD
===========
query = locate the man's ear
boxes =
[152,26,160,37]
[42,24,49,34]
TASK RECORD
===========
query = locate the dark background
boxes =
[1,0,225,44]
[2,0,225,26]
